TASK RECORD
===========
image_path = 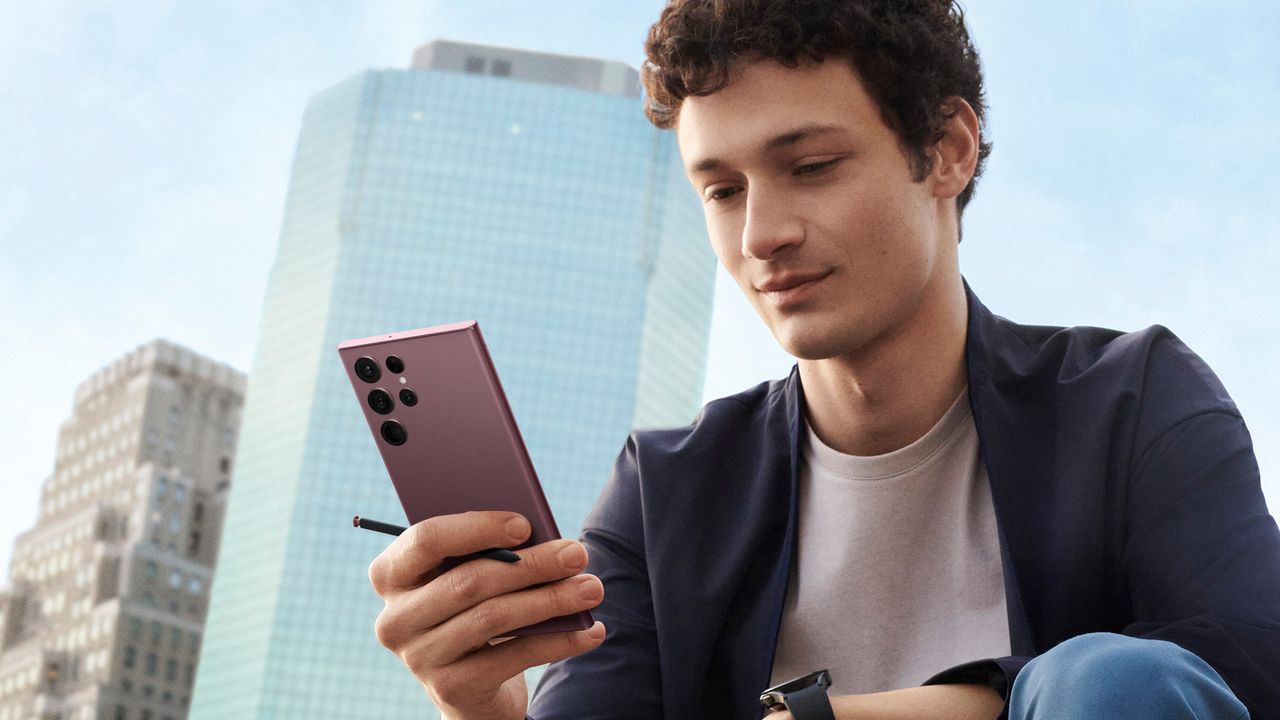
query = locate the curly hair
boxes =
[642,0,992,216]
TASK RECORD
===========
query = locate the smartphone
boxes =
[338,320,593,637]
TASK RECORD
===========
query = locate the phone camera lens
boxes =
[380,420,407,446]
[385,355,405,374]
[355,357,381,383]
[399,388,418,407]
[368,389,394,415]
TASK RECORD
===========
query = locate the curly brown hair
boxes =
[642,0,992,216]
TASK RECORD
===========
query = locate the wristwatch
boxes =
[759,669,835,719]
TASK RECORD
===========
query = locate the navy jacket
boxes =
[528,285,1280,719]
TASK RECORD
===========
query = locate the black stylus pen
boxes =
[352,515,521,563]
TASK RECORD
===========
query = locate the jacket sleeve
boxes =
[526,435,663,720]
[1116,407,1280,715]
[927,339,1280,718]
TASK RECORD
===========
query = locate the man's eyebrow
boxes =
[687,123,846,175]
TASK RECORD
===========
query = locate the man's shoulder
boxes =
[628,374,791,462]
[981,312,1241,426]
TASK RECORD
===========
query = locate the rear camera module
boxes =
[380,420,407,446]
[399,388,418,407]
[385,355,405,374]
[354,357,381,383]
[368,389,394,415]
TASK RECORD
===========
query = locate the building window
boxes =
[165,658,176,682]
[218,457,229,474]
[151,620,163,644]
[145,652,158,675]
[173,484,185,501]
[130,618,143,640]
[491,59,512,77]
[169,571,182,589]
[193,502,204,522]
[187,531,201,556]
[114,706,126,720]
[124,646,137,669]
[145,561,158,579]
[170,626,182,650]
[188,578,203,595]
[464,55,485,73]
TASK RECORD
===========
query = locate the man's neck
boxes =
[797,276,969,457]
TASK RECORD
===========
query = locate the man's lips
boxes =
[755,271,832,293]
[756,271,832,307]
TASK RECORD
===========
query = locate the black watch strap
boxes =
[782,680,836,720]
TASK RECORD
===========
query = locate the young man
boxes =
[367,2,1280,718]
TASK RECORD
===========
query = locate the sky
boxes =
[1,1,1278,579]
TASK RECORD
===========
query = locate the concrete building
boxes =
[0,341,245,720]
[190,40,715,718]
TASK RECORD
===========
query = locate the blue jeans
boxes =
[1008,633,1249,719]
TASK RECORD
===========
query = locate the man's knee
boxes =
[1008,632,1248,720]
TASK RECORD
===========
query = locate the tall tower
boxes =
[0,340,245,720]
[190,41,715,718]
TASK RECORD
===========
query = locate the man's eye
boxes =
[795,158,841,175]
[706,186,740,202]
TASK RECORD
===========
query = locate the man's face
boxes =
[676,58,957,362]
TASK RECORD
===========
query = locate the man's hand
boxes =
[766,684,1004,720]
[367,511,606,720]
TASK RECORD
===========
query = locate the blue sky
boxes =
[2,1,1277,577]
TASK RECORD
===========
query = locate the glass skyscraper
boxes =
[190,40,715,718]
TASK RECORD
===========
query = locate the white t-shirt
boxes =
[769,388,1011,695]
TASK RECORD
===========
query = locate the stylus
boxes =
[352,515,521,563]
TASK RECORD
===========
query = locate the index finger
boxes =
[368,511,531,594]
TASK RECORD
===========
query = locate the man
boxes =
[367,1,1280,718]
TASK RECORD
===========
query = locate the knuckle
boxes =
[398,639,435,681]
[441,566,482,603]
[410,516,441,552]
[367,557,385,594]
[471,598,510,634]
[554,579,584,612]
[373,608,396,650]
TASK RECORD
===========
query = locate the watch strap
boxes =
[782,680,836,720]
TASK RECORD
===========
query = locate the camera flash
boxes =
[399,376,407,384]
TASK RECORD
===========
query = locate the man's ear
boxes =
[930,97,980,201]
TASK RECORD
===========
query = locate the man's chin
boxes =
[771,325,847,362]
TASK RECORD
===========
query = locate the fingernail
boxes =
[506,515,530,541]
[585,621,605,639]
[558,541,586,569]
[576,575,602,601]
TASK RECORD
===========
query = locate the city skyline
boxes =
[4,0,1279,586]
[0,339,243,720]
[187,39,713,718]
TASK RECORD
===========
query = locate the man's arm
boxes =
[526,527,663,718]
[527,437,664,719]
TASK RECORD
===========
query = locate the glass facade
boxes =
[191,46,714,719]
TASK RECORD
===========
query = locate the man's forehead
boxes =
[675,59,872,172]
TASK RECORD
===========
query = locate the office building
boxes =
[0,341,245,720]
[190,40,715,718]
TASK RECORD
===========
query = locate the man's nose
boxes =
[741,188,803,260]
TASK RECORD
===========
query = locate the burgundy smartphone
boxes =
[337,320,592,637]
